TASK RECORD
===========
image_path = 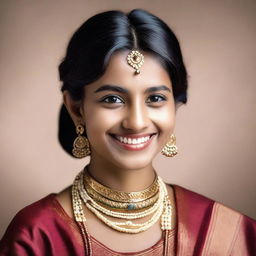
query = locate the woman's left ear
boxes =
[63,91,83,125]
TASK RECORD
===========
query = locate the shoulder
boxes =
[171,184,215,218]
[172,184,256,225]
[5,194,60,232]
[0,194,60,242]
[173,184,256,220]
[171,185,256,254]
[172,184,214,203]
[0,194,78,255]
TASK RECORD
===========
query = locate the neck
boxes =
[87,156,156,193]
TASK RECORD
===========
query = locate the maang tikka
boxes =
[127,28,144,74]
[72,123,91,158]
[161,134,178,157]
[127,50,144,74]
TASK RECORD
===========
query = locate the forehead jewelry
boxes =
[127,50,144,74]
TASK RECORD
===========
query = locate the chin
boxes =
[90,140,160,171]
[109,153,156,171]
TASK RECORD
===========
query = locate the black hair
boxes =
[58,9,188,156]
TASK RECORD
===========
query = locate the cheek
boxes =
[83,106,120,138]
[150,106,176,147]
[151,105,175,129]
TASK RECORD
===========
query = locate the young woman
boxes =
[0,9,255,256]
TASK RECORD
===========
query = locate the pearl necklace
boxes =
[79,174,165,233]
[72,170,173,255]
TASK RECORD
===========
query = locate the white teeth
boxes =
[116,135,151,145]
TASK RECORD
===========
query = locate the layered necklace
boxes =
[72,169,173,255]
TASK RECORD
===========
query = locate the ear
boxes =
[63,91,84,125]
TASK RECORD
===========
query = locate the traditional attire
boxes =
[0,185,255,255]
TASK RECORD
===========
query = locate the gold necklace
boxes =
[72,170,172,255]
[80,180,162,220]
[85,184,159,210]
[79,172,165,233]
[84,169,159,202]
[73,171,172,232]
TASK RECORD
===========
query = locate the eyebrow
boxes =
[94,85,172,94]
[145,85,172,94]
[94,85,128,94]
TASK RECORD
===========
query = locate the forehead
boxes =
[86,51,172,92]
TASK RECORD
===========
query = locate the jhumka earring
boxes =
[127,50,144,74]
[72,123,91,158]
[161,134,178,157]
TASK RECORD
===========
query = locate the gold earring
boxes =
[161,134,178,157]
[72,124,91,158]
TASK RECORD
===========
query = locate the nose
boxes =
[122,100,149,132]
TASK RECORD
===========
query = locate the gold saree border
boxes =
[201,202,242,255]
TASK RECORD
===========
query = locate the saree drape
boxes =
[0,185,255,255]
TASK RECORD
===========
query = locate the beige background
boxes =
[0,0,255,237]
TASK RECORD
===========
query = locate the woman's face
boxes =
[80,51,175,170]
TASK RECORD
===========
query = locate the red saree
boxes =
[0,185,255,255]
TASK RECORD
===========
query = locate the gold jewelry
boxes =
[84,170,159,202]
[127,50,144,74]
[85,196,163,233]
[72,170,173,255]
[72,170,172,233]
[79,173,163,220]
[161,134,178,157]
[72,124,91,158]
[85,185,159,210]
[73,171,171,234]
[72,174,86,222]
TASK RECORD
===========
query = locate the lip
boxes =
[109,133,156,151]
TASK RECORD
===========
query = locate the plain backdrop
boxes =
[0,0,255,237]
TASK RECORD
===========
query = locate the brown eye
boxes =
[101,95,124,104]
[146,95,166,103]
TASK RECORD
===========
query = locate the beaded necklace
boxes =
[72,170,172,255]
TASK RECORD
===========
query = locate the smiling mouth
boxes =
[110,134,156,150]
